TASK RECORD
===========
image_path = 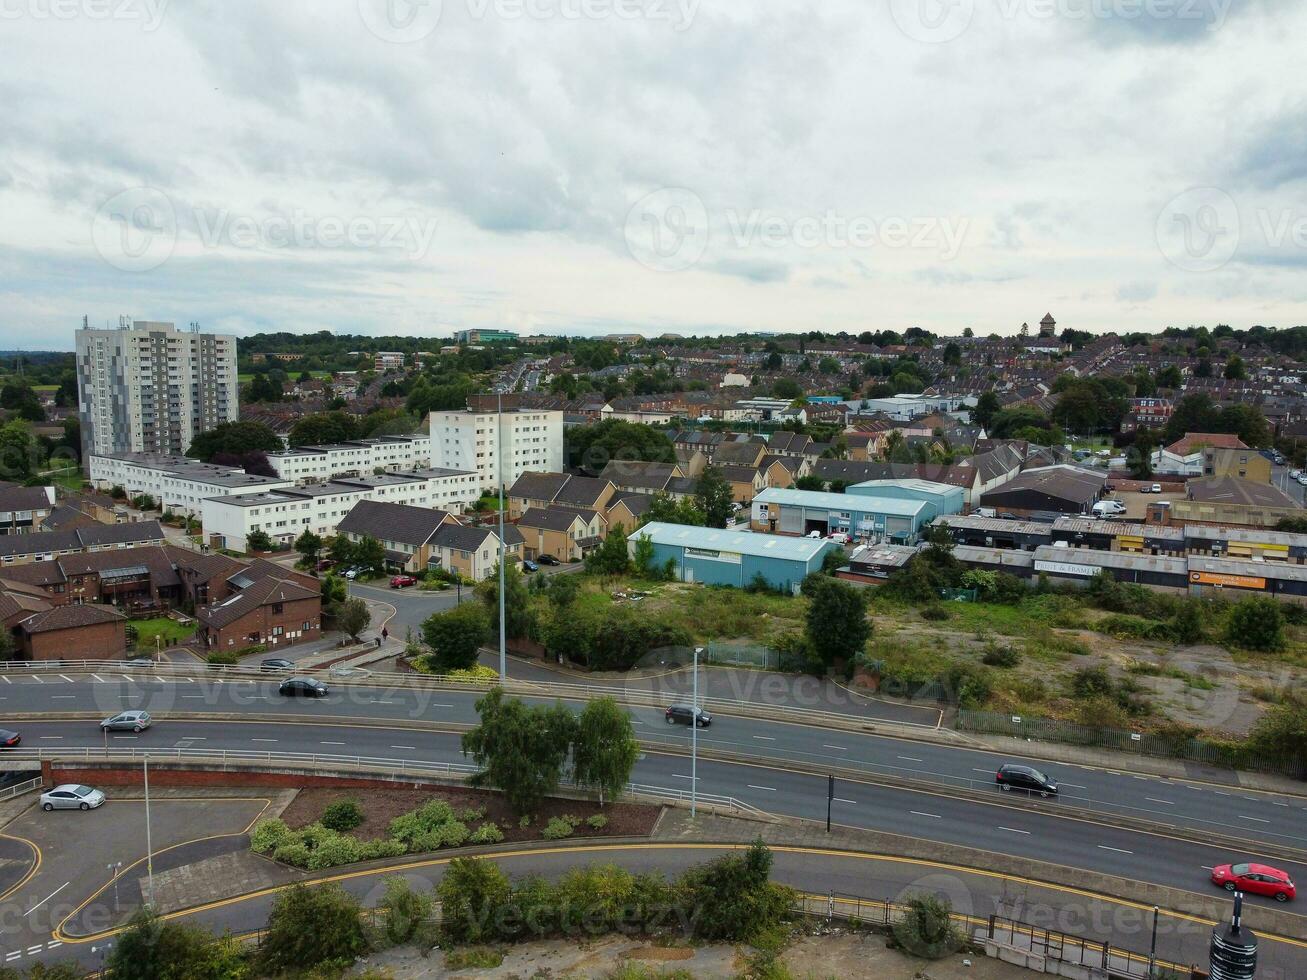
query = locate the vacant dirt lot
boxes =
[281,786,660,845]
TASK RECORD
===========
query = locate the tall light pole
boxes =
[143,756,155,908]
[692,645,702,817]
[497,391,507,683]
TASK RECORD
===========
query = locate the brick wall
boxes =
[23,619,126,661]
[211,595,321,651]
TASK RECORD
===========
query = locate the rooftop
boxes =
[753,486,928,517]
[635,521,835,562]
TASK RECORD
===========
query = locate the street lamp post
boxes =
[497,391,507,683]
[692,645,702,817]
[144,756,155,908]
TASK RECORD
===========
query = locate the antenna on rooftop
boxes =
[190,321,200,333]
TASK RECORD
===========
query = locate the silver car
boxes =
[101,710,152,732]
[41,784,106,811]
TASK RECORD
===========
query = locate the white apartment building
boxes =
[88,453,292,517]
[76,319,239,459]
[374,351,406,371]
[265,435,433,485]
[428,408,563,491]
[201,471,476,553]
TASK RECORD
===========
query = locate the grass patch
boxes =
[1125,660,1216,690]
[445,946,505,969]
[130,616,196,648]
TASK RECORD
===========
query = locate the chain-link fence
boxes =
[956,709,1304,778]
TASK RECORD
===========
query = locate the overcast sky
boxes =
[1,0,1304,348]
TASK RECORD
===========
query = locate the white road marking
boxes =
[1215,791,1230,796]
[1202,866,1215,871]
[1145,798,1174,806]
[1098,845,1134,855]
[28,676,42,684]
[24,882,69,916]
[1239,815,1271,824]
[823,744,847,751]
[391,745,416,750]
[910,810,941,819]
[182,695,205,699]
[1059,782,1087,789]
[51,695,75,699]
[833,798,857,805]
[752,736,775,741]
[972,768,994,775]
[251,738,277,743]
[1,676,9,684]
[320,741,346,746]
[38,736,62,740]
[91,674,106,683]
[897,756,923,763]
[672,774,697,780]
[747,784,776,792]
[999,827,1031,835]
[58,674,74,683]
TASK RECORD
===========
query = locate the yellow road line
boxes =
[0,831,42,906]
[53,842,1307,952]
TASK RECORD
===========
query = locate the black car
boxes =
[278,678,328,698]
[260,658,294,671]
[0,729,20,749]
[536,554,561,566]
[665,704,712,728]
[995,763,1058,797]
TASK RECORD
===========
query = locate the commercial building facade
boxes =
[630,522,836,594]
[77,319,238,459]
[750,486,931,543]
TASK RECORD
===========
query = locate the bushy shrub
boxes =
[1096,614,1171,641]
[377,876,433,947]
[981,645,1021,668]
[469,822,505,845]
[410,820,469,852]
[320,798,364,832]
[1018,593,1086,629]
[271,841,312,867]
[893,894,963,959]
[542,817,576,840]
[250,818,291,854]
[205,651,239,666]
[587,814,609,830]
[457,806,487,822]
[259,883,368,974]
[307,832,362,870]
[1226,596,1285,652]
[360,838,407,860]
[1070,666,1116,699]
[920,604,950,622]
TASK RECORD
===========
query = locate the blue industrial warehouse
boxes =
[630,522,838,594]
[751,482,961,542]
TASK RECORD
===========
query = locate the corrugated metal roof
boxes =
[1032,545,1187,575]
[753,487,927,517]
[636,522,834,562]
[1189,555,1307,582]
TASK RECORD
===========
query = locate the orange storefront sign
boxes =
[1189,571,1266,590]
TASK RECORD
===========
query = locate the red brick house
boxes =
[196,577,321,653]
[15,603,127,661]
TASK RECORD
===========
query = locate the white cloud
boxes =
[0,0,1305,348]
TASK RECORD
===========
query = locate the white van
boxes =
[1092,500,1127,518]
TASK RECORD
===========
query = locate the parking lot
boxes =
[0,792,271,968]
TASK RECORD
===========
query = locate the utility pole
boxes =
[497,390,506,683]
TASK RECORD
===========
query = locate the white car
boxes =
[1292,470,1302,480]
[828,531,852,544]
[1150,484,1162,493]
[1298,475,1307,486]
[41,784,105,811]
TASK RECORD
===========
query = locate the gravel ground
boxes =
[280,786,660,844]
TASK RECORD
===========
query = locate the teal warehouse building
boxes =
[629,522,838,595]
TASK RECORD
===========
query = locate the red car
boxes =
[390,575,417,588]
[1211,863,1296,902]
[0,728,20,749]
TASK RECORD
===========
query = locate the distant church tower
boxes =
[1039,313,1056,338]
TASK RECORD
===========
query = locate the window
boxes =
[272,603,284,614]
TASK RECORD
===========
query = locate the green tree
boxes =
[632,532,659,578]
[547,571,581,608]
[352,535,387,575]
[695,466,734,528]
[563,419,675,471]
[1163,393,1220,444]
[1219,404,1272,448]
[0,383,44,422]
[245,529,273,553]
[680,840,793,942]
[320,573,347,608]
[801,574,870,667]
[259,883,368,975]
[421,602,491,671]
[1172,601,1204,645]
[1225,596,1284,651]
[287,411,360,447]
[771,378,803,400]
[586,526,631,577]
[294,530,323,563]
[328,535,355,565]
[105,908,245,980]
[571,696,639,805]
[185,420,283,461]
[438,857,512,944]
[0,420,38,482]
[942,342,961,366]
[1249,703,1307,767]
[475,561,533,640]
[970,391,1000,429]
[1156,365,1183,389]
[1224,354,1247,380]
[461,688,577,814]
[336,597,371,641]
[377,875,434,946]
[645,490,706,526]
